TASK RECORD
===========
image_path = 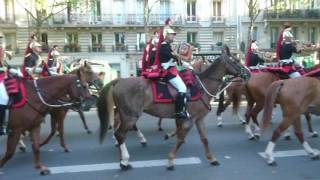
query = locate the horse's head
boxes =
[77,61,103,90]
[220,53,244,77]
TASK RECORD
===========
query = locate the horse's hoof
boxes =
[86,130,92,134]
[141,142,147,147]
[311,133,318,138]
[64,149,70,153]
[241,121,246,126]
[158,128,163,132]
[167,165,175,171]
[267,161,277,166]
[164,134,169,140]
[249,136,255,141]
[211,160,220,166]
[120,163,132,171]
[217,124,223,128]
[284,136,291,141]
[19,146,26,153]
[254,135,260,141]
[39,169,50,176]
[311,154,320,160]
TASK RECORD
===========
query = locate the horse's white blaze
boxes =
[120,143,130,166]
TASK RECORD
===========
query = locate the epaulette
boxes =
[161,41,167,44]
[25,53,31,58]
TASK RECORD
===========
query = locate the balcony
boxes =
[88,44,105,52]
[264,9,320,20]
[51,13,182,26]
[211,16,225,24]
[0,14,15,25]
[185,15,198,24]
[112,44,128,52]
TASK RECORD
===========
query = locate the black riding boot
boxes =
[0,105,6,135]
[175,92,190,119]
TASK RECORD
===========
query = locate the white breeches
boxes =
[169,76,187,93]
[0,82,9,105]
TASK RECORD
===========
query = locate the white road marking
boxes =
[258,149,320,158]
[49,157,202,174]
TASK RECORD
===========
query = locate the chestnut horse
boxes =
[39,63,101,152]
[0,73,90,175]
[261,76,320,165]
[97,53,245,170]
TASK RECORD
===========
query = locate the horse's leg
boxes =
[56,110,69,152]
[292,117,320,160]
[132,124,147,147]
[283,126,292,140]
[158,118,163,131]
[216,91,226,127]
[237,111,246,125]
[304,112,318,137]
[250,103,263,140]
[167,119,194,170]
[19,135,27,152]
[0,130,22,167]
[195,118,219,165]
[244,102,255,140]
[30,126,50,175]
[40,112,57,147]
[114,117,135,170]
[264,117,292,166]
[78,110,92,134]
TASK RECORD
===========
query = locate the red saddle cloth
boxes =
[249,64,301,79]
[4,77,26,108]
[150,69,201,103]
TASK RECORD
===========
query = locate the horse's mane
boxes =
[198,57,222,79]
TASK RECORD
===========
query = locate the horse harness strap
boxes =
[195,75,229,98]
[33,79,75,107]
[199,96,211,111]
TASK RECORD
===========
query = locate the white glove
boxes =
[9,68,23,77]
[34,67,42,74]
[49,67,57,72]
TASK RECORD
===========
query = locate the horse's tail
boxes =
[261,81,283,132]
[97,79,118,144]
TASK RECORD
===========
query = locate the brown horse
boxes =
[98,53,245,170]
[261,76,320,165]
[39,63,101,152]
[0,73,90,175]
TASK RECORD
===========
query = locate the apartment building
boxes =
[0,0,240,77]
[239,0,320,51]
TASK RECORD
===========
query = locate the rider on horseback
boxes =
[47,45,61,75]
[279,24,303,78]
[0,32,8,135]
[22,41,43,79]
[249,40,264,66]
[159,27,190,119]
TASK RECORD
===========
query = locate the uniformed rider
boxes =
[159,28,189,119]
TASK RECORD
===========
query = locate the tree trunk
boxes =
[144,0,149,42]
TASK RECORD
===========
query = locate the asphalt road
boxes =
[1,104,320,180]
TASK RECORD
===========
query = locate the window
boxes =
[4,33,16,51]
[212,0,222,22]
[292,27,298,39]
[41,33,48,52]
[136,32,146,51]
[91,33,103,52]
[66,33,78,44]
[212,32,223,50]
[114,32,126,52]
[109,63,121,78]
[65,33,79,52]
[136,0,144,23]
[187,32,197,44]
[308,27,316,44]
[113,0,125,24]
[92,0,101,22]
[187,0,196,22]
[270,27,279,48]
[160,0,170,21]
[252,27,258,41]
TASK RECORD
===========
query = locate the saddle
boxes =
[4,77,26,108]
[150,69,201,103]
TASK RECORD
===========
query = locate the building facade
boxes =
[1,0,319,77]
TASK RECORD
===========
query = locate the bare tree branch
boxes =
[42,6,67,23]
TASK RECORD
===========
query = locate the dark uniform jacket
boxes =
[24,52,39,67]
[280,43,299,60]
[159,42,177,64]
[249,53,264,66]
